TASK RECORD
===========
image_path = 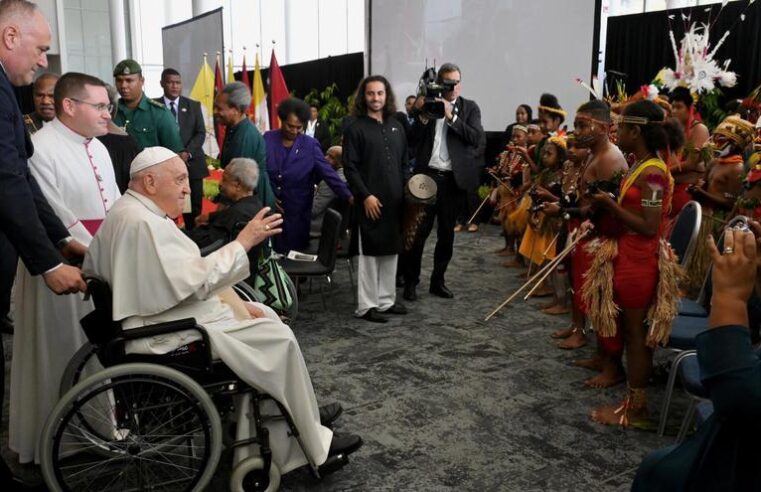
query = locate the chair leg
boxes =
[346,258,355,289]
[676,398,698,443]
[319,277,327,311]
[658,350,693,437]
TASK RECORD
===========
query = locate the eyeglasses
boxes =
[68,98,113,113]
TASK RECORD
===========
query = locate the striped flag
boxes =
[188,54,218,157]
[252,53,269,134]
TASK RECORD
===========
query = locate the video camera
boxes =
[417,65,457,119]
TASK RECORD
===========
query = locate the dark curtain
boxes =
[605,0,761,102]
[237,52,364,104]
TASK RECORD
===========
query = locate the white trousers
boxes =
[356,230,398,316]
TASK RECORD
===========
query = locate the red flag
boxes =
[268,50,289,130]
[241,54,254,119]
[214,55,226,153]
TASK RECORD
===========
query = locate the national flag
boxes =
[214,53,225,153]
[268,50,289,130]
[241,54,253,119]
[189,54,218,157]
[252,53,269,134]
[227,50,234,84]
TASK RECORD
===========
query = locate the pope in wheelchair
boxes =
[42,147,361,491]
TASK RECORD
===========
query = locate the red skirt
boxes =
[613,234,659,309]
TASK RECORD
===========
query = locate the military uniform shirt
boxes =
[113,93,184,152]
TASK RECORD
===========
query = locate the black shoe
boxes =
[360,308,388,323]
[402,284,417,301]
[383,303,408,315]
[319,402,343,426]
[328,433,363,457]
[429,283,454,299]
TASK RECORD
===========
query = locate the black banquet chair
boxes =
[281,208,342,309]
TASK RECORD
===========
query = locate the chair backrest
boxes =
[317,208,342,268]
[80,277,126,365]
[669,201,702,267]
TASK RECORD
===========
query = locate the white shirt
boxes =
[306,119,317,137]
[427,98,458,171]
[163,96,180,122]
[29,118,121,245]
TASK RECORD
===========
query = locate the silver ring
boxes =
[724,246,734,254]
[264,224,270,231]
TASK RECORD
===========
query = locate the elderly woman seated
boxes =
[189,158,265,279]
[83,147,362,477]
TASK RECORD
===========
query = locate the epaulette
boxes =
[148,98,165,108]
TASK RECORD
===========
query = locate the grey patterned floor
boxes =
[3,224,687,491]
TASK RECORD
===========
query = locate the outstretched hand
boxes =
[235,207,283,251]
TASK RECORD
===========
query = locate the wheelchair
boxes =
[40,277,347,491]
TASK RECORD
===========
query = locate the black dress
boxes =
[97,131,140,193]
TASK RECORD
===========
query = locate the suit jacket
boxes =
[409,96,484,191]
[312,119,331,151]
[0,67,67,275]
[155,95,208,179]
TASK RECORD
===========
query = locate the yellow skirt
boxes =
[507,195,531,235]
[518,218,557,266]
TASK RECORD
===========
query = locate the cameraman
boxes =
[402,62,484,301]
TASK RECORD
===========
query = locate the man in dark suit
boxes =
[0,1,88,488]
[306,103,331,151]
[403,62,484,301]
[157,68,208,229]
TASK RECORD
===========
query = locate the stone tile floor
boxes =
[3,224,687,491]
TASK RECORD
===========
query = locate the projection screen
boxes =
[162,8,225,97]
[369,0,599,131]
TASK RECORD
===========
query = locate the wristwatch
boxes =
[57,236,74,248]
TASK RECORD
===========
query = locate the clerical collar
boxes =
[50,117,91,144]
[125,189,170,218]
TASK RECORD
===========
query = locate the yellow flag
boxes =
[227,51,234,84]
[189,55,218,156]
[252,53,269,133]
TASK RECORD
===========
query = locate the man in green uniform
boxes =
[112,59,183,153]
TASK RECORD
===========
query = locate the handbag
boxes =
[253,242,297,316]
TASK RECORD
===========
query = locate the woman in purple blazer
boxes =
[265,98,352,254]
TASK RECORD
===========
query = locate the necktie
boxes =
[169,101,177,119]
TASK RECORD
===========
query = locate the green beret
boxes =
[113,59,142,77]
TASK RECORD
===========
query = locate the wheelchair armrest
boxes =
[110,318,215,373]
[199,238,226,257]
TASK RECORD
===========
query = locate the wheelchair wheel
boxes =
[59,341,99,396]
[229,456,281,492]
[41,363,222,492]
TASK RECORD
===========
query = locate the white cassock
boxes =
[9,118,121,464]
[82,190,332,474]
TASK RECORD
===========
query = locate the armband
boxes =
[641,198,663,208]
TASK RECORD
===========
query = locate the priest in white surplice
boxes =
[9,73,121,464]
[83,147,362,474]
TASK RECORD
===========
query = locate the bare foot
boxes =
[454,224,463,232]
[573,356,603,371]
[591,402,649,427]
[503,259,523,269]
[467,224,479,232]
[558,330,586,349]
[496,249,515,257]
[543,304,570,315]
[583,362,625,388]
[551,326,574,339]
[528,286,553,297]
[538,300,556,310]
